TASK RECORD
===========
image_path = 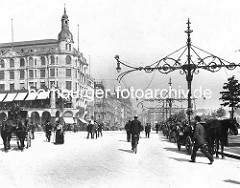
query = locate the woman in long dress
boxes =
[55,120,64,144]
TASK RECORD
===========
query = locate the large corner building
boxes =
[0,7,90,126]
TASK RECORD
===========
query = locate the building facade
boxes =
[0,7,90,126]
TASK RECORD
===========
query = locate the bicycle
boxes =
[132,133,139,154]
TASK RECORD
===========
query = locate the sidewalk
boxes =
[222,129,240,159]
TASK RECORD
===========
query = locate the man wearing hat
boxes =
[189,116,214,164]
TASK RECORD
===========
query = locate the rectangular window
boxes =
[10,83,14,91]
[20,83,25,90]
[66,81,72,90]
[20,70,25,79]
[40,69,45,78]
[10,71,14,79]
[0,60,5,68]
[50,69,55,77]
[0,71,4,80]
[50,81,55,87]
[10,59,14,67]
[40,82,45,89]
[29,70,34,78]
[66,69,71,77]
[0,84,5,91]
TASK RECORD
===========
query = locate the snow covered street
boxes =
[0,131,240,188]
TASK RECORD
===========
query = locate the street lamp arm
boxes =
[117,69,141,83]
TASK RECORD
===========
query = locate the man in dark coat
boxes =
[125,120,131,142]
[145,123,151,138]
[98,123,103,137]
[45,120,52,142]
[190,116,214,164]
[130,115,143,150]
[86,120,92,139]
[1,116,12,152]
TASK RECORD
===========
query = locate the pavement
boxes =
[221,128,240,159]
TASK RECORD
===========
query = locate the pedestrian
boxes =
[94,121,98,139]
[30,121,35,139]
[145,123,151,138]
[1,116,12,152]
[155,123,159,134]
[130,115,143,150]
[98,122,103,137]
[125,120,131,142]
[189,116,214,165]
[45,120,52,142]
[86,120,92,139]
[55,120,64,144]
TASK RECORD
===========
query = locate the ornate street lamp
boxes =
[115,18,240,123]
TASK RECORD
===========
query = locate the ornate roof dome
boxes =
[58,29,73,42]
[58,6,74,42]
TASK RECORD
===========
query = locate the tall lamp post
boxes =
[115,19,240,123]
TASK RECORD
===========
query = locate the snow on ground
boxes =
[0,131,240,188]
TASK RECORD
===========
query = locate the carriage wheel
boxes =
[185,136,192,155]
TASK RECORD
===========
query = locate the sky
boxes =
[1,0,240,113]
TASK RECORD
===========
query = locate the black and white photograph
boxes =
[0,0,240,187]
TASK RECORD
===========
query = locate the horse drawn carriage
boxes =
[175,118,239,158]
[0,105,31,152]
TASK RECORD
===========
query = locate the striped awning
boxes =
[0,93,7,102]
[63,117,75,124]
[3,93,17,102]
[78,118,88,124]
[36,91,49,100]
[25,92,37,100]
[14,93,28,101]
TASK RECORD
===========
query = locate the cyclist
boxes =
[130,115,143,151]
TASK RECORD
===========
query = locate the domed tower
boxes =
[58,6,74,51]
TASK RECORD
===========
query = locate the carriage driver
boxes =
[189,116,214,165]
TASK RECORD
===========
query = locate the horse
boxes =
[15,120,28,151]
[205,118,239,159]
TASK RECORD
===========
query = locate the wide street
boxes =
[0,131,240,188]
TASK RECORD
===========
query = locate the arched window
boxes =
[20,58,25,67]
[69,44,71,51]
[41,56,46,65]
[0,59,5,68]
[66,55,71,65]
[10,58,14,67]
[50,56,55,65]
[29,57,33,66]
[65,43,68,50]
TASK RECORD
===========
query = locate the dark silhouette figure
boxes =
[1,117,12,152]
[45,120,52,142]
[125,120,131,142]
[145,123,151,138]
[190,116,214,165]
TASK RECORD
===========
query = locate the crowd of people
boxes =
[86,120,104,139]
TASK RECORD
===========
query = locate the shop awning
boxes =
[25,92,37,100]
[3,93,17,102]
[0,93,7,102]
[14,92,28,101]
[78,118,88,124]
[63,117,75,124]
[36,91,49,100]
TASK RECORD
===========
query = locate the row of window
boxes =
[0,55,85,69]
[0,81,73,91]
[0,69,86,81]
